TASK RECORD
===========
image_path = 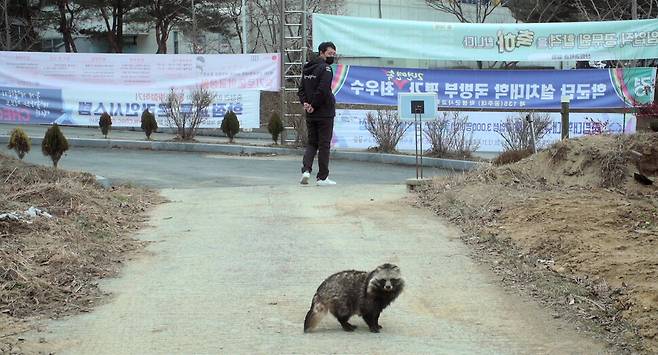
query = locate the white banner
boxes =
[0,51,278,128]
[333,109,636,153]
[0,51,280,91]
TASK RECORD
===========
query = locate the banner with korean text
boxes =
[0,51,281,128]
[314,14,658,62]
[331,65,656,109]
[333,109,636,153]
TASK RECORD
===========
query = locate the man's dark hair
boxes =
[318,42,336,54]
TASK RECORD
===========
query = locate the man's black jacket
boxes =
[297,57,336,119]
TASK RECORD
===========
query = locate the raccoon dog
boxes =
[303,263,404,333]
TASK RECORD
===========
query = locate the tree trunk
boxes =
[65,2,77,52]
[106,31,120,52]
[156,22,169,54]
[116,0,123,53]
[3,0,10,50]
[57,0,76,52]
[100,7,120,53]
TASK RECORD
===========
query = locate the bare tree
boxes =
[365,110,411,153]
[72,0,142,53]
[425,0,503,23]
[573,0,658,67]
[506,0,580,23]
[97,0,128,53]
[0,0,39,51]
[141,0,187,54]
[162,86,216,140]
[574,0,658,21]
[56,0,79,52]
[178,0,234,54]
[424,111,479,158]
[1,0,11,49]
[496,112,552,151]
[221,0,343,54]
[222,0,247,53]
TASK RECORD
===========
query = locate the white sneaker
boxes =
[300,171,310,185]
[316,178,337,186]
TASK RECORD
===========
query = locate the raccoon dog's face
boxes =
[368,263,403,294]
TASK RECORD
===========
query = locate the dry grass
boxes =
[415,133,658,354]
[492,149,533,166]
[0,153,162,322]
[600,146,628,187]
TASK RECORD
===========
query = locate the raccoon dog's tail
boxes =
[304,295,327,333]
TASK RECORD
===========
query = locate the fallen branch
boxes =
[573,294,607,311]
[4,167,17,184]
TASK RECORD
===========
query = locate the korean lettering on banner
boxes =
[337,64,639,109]
[350,80,395,96]
[0,88,50,118]
[560,83,607,101]
[350,69,425,97]
[0,87,63,123]
[78,94,245,119]
[620,30,658,47]
[213,93,244,117]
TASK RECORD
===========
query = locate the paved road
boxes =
[5,148,608,354]
[1,147,447,188]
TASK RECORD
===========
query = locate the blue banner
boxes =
[331,65,656,109]
[0,87,64,124]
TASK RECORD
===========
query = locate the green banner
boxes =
[313,14,658,62]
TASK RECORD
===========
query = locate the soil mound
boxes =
[417,133,658,354]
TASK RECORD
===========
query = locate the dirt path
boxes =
[22,185,608,354]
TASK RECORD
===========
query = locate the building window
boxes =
[41,38,63,52]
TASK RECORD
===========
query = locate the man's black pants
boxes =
[302,117,334,180]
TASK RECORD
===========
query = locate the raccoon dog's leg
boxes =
[304,297,327,333]
[362,311,382,333]
[331,305,357,332]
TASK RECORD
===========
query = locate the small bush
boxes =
[162,86,216,140]
[424,111,480,158]
[493,149,533,166]
[268,112,284,144]
[42,124,69,168]
[141,109,158,140]
[497,112,552,151]
[99,112,112,138]
[221,111,240,143]
[365,109,410,153]
[8,127,31,160]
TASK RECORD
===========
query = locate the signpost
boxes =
[398,93,438,190]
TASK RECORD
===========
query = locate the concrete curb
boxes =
[0,136,483,171]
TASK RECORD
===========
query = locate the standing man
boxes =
[298,42,337,186]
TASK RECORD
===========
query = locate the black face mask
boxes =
[325,56,335,65]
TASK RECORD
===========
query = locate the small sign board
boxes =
[397,93,438,122]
